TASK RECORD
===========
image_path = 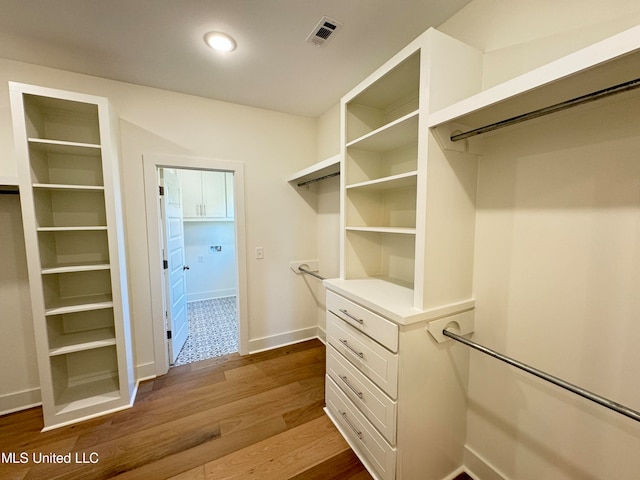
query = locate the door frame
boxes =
[143,153,249,376]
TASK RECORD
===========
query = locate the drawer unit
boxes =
[326,375,397,480]
[327,344,397,444]
[327,290,398,352]
[327,311,399,399]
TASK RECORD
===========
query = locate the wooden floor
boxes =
[1,340,372,480]
[1,339,475,480]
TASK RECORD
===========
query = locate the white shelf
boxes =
[346,171,417,191]
[28,138,102,155]
[428,25,640,132]
[346,226,416,235]
[33,183,105,191]
[37,226,108,232]
[44,295,114,316]
[49,328,117,356]
[347,111,419,151]
[287,154,340,186]
[41,262,111,275]
[54,376,121,415]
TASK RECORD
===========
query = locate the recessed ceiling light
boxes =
[204,31,237,52]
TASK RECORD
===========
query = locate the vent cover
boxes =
[306,16,343,46]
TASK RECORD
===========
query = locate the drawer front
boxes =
[327,312,398,399]
[327,291,398,352]
[326,375,396,480]
[327,344,397,444]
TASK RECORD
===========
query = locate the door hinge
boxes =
[167,330,172,340]
[159,185,165,196]
[163,259,168,269]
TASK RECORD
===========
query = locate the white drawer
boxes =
[327,290,398,352]
[326,375,396,480]
[327,344,397,444]
[327,312,398,399]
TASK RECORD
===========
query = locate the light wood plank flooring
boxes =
[0,340,372,480]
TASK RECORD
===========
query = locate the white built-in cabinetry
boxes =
[325,24,640,480]
[324,28,482,480]
[178,169,234,221]
[9,82,135,430]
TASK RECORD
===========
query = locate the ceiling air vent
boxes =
[306,16,343,46]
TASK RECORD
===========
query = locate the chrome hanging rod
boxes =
[297,171,340,187]
[450,77,640,142]
[443,329,640,423]
[298,265,326,281]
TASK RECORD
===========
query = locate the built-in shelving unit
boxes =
[324,28,484,480]
[10,82,135,430]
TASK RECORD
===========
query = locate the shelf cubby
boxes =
[42,269,113,313]
[346,111,419,152]
[23,94,101,145]
[346,51,420,143]
[50,345,120,411]
[47,308,116,356]
[33,188,106,228]
[345,229,415,288]
[346,180,417,230]
[346,143,417,186]
[29,139,104,187]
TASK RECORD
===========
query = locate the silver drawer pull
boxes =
[339,338,364,358]
[339,308,364,324]
[339,374,363,399]
[340,411,363,439]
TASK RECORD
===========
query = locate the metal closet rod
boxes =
[450,76,640,142]
[297,171,340,187]
[299,265,326,281]
[443,329,640,423]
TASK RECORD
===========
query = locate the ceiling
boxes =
[0,0,471,118]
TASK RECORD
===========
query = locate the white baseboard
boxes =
[136,361,158,382]
[464,445,507,480]
[248,326,321,354]
[187,289,236,303]
[0,387,41,416]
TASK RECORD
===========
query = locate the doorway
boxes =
[167,167,238,366]
[143,154,249,377]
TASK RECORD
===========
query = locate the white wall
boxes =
[0,194,40,412]
[184,221,237,301]
[0,57,319,404]
[439,1,640,479]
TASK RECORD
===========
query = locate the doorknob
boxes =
[183,265,190,270]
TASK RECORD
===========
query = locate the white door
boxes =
[161,169,189,364]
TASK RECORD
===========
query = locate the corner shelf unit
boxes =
[9,82,135,430]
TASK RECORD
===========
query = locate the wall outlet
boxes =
[256,247,264,259]
[198,255,204,263]
[209,245,222,253]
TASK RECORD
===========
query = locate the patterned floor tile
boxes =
[174,296,238,366]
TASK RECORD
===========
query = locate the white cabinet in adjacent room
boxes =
[178,169,233,221]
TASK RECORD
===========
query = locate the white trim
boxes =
[135,362,158,382]
[143,154,249,376]
[248,327,321,354]
[464,445,508,480]
[0,388,42,416]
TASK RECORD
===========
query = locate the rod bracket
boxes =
[427,309,474,343]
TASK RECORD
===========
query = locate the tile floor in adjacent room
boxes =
[174,296,239,366]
